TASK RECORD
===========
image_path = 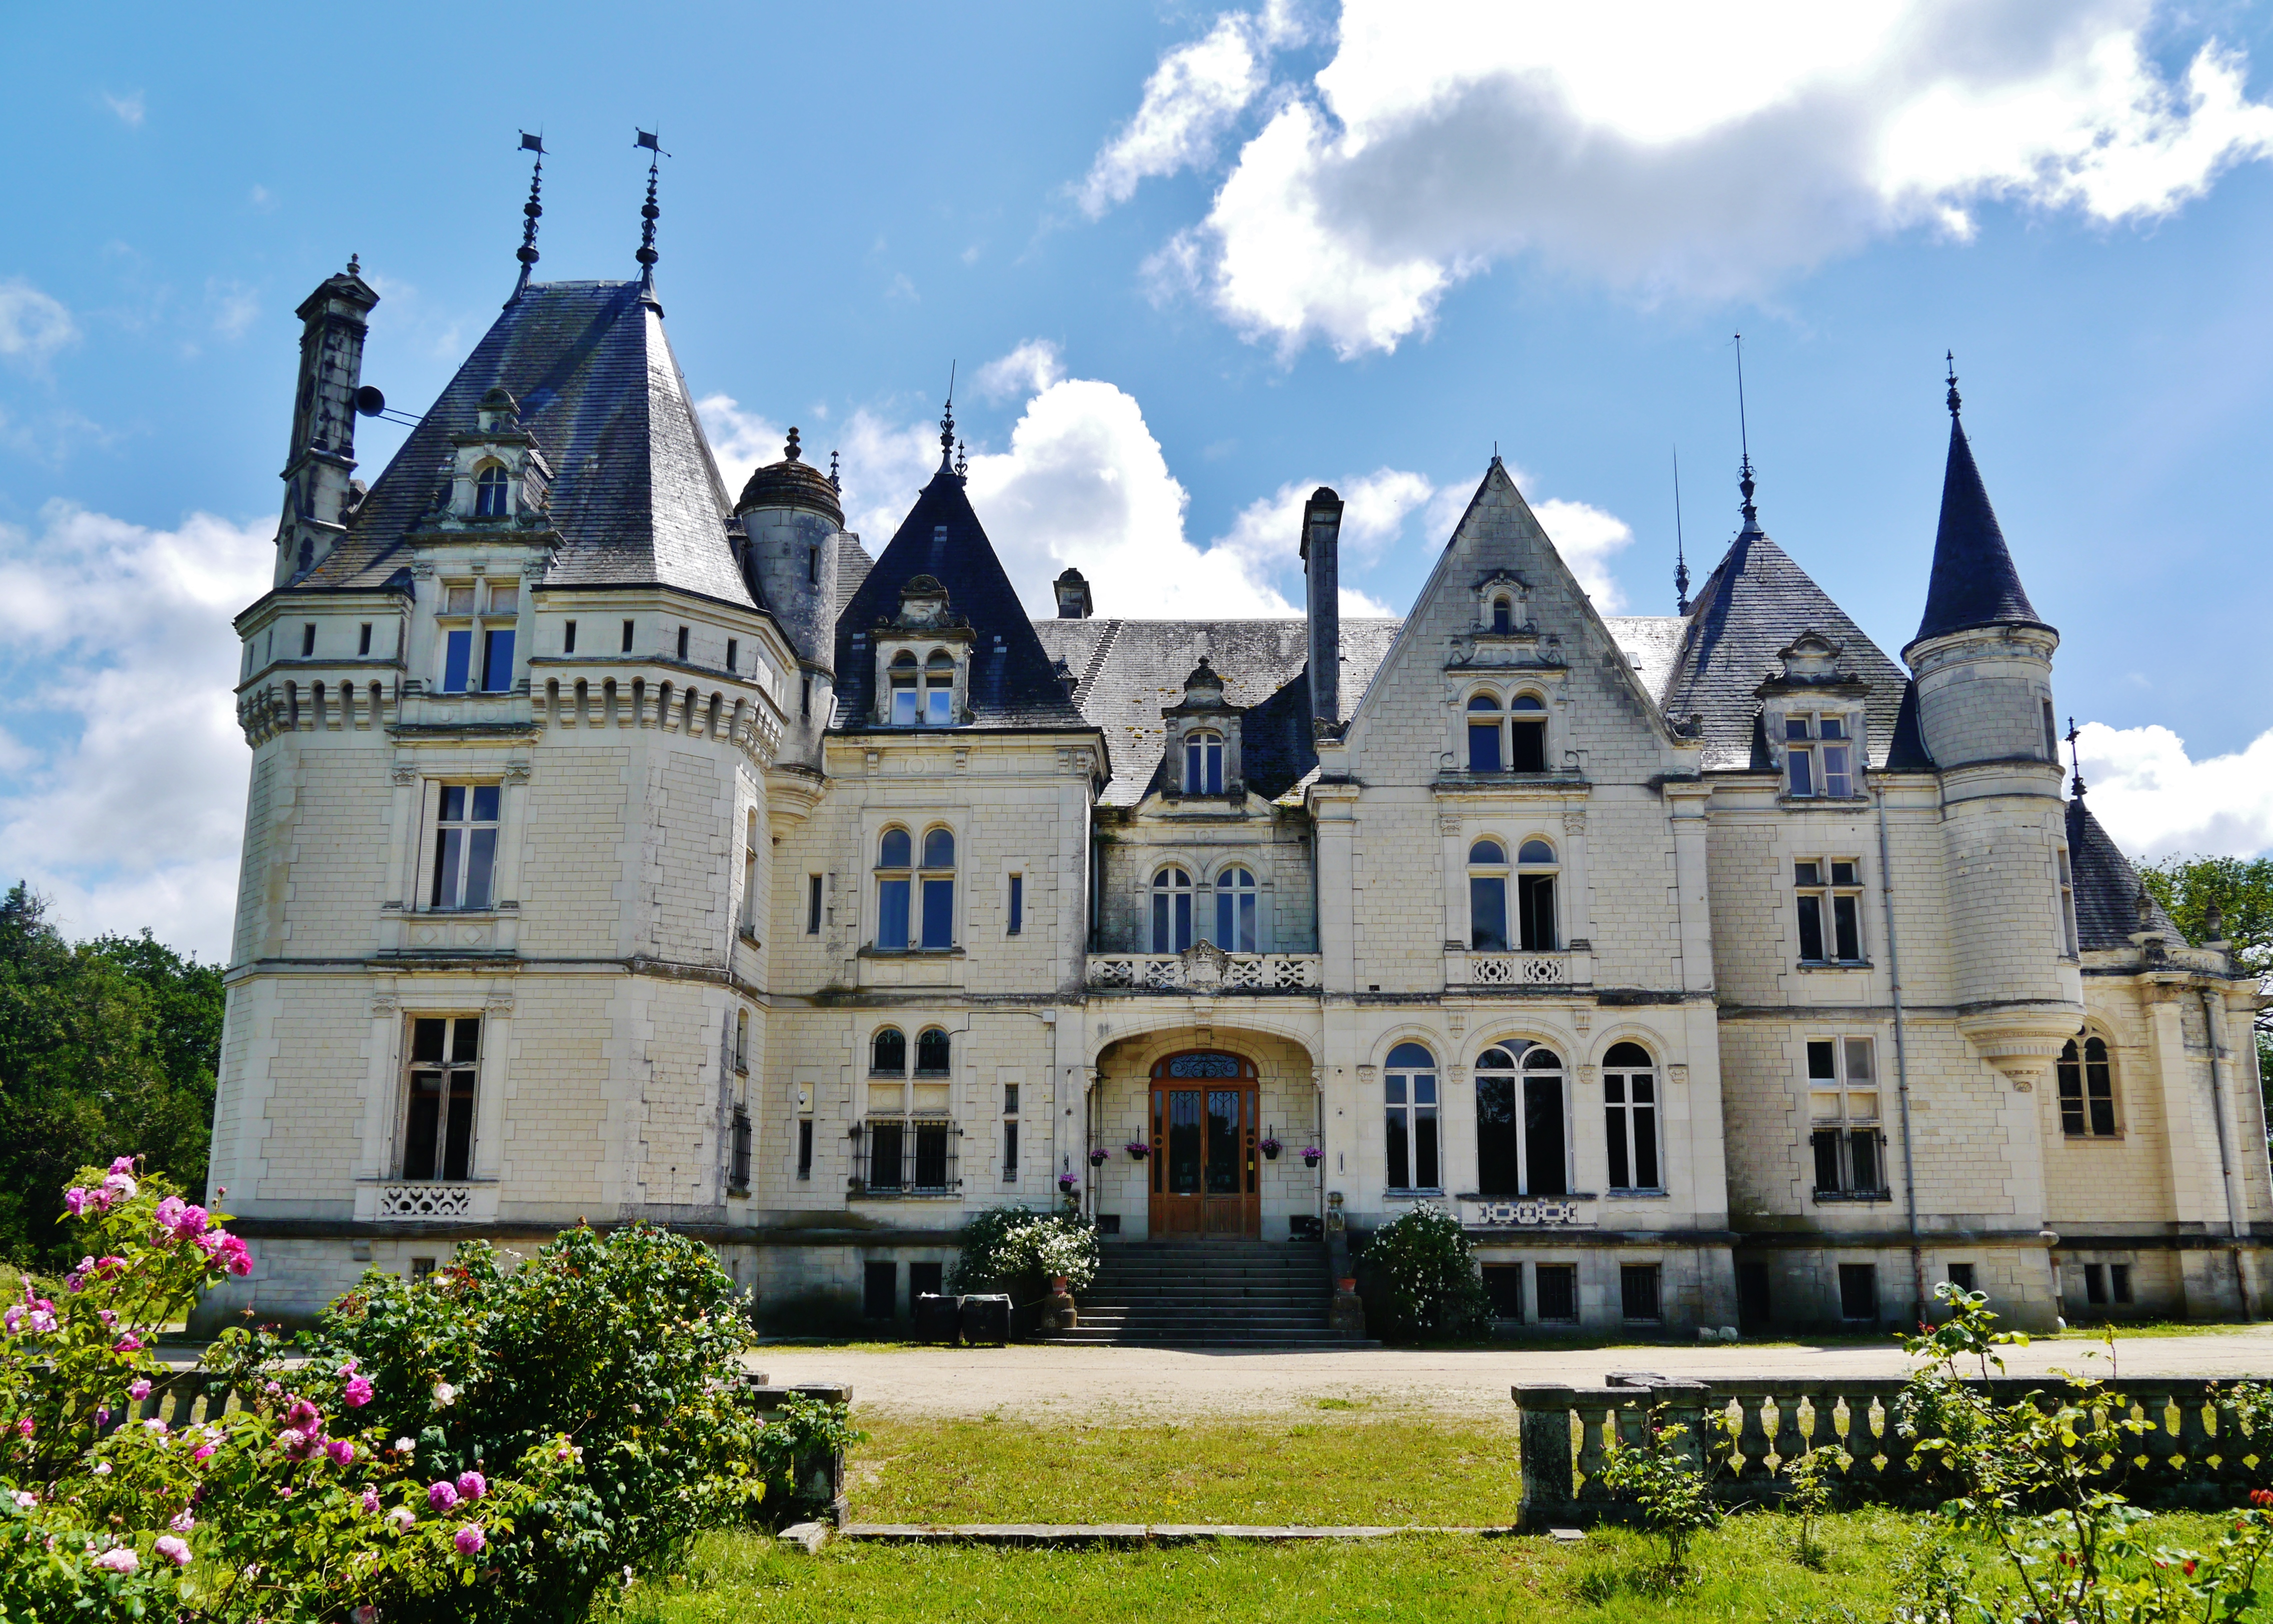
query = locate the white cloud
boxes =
[1531,496,1636,612]
[1077,8,1296,217]
[0,280,79,366]
[2075,721,2273,862]
[974,340,1064,403]
[102,90,145,128]
[1114,0,2273,356]
[0,502,274,958]
[208,280,259,341]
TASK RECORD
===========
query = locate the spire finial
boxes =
[2064,714,2086,798]
[955,438,968,480]
[634,129,668,288]
[940,360,958,466]
[1733,333,1759,532]
[1672,444,1691,614]
[514,133,545,296]
[785,426,801,464]
[829,449,841,492]
[347,254,361,276]
[1946,350,1961,419]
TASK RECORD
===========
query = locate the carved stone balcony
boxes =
[1448,950,1591,989]
[1456,1193,1598,1230]
[354,1179,498,1224]
[1086,942,1323,994]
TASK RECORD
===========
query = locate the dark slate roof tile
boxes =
[1910,415,2044,651]
[2068,795,2180,950]
[835,534,874,618]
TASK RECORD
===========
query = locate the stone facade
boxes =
[196,258,2272,1338]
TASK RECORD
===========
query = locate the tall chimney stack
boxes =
[275,258,379,586]
[1301,487,1343,724]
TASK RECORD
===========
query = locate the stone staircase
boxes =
[1060,1239,1373,1348]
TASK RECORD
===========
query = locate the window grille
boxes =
[1839,1262,1879,1321]
[1808,1037,1888,1198]
[860,1121,959,1194]
[1620,1264,1662,1322]
[1534,1263,1578,1322]
[729,1106,752,1193]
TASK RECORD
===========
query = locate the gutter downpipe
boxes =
[1875,779,1926,1320]
[2198,984,2251,1318]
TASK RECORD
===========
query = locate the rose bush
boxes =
[1,1157,582,1622]
[947,1208,1099,1294]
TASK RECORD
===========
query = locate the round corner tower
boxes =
[735,429,843,730]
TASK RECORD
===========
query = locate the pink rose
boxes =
[27,1310,54,1334]
[170,1204,209,1240]
[112,1334,142,1352]
[343,1376,374,1408]
[285,1398,323,1436]
[427,1480,460,1511]
[328,1438,356,1466]
[92,1546,138,1574]
[192,1444,216,1462]
[154,1534,191,1567]
[354,1608,379,1624]
[100,1172,136,1204]
[98,1310,116,1327]
[337,1356,359,1376]
[277,1428,308,1454]
[455,1470,486,1501]
[15,1418,32,1438]
[63,1188,90,1217]
[170,1510,195,1532]
[128,1379,151,1400]
[454,1524,486,1556]
[152,1196,186,1238]
[3,1306,20,1334]
[360,1489,381,1515]
[109,1156,137,1176]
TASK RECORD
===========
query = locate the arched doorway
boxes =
[1149,1050,1260,1238]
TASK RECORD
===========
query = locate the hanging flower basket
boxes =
[1123,1142,1151,1161]
[1057,1172,1079,1192]
[1300,1146,1323,1168]
[1088,1148,1109,1166]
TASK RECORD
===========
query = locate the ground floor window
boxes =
[1481,1264,1524,1320]
[862,1120,957,1194]
[729,1106,752,1194]
[1946,1262,1976,1294]
[863,1260,896,1320]
[1620,1264,1662,1322]
[909,1261,943,1316]
[1534,1262,1578,1322]
[1838,1262,1879,1322]
[2082,1262,2133,1307]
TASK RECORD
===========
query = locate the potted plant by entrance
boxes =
[1123,1140,1150,1161]
[1260,1136,1283,1160]
[1057,1172,1079,1195]
[1300,1145,1323,1168]
[1088,1147,1109,1166]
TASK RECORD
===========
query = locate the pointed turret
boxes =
[1908,362,2047,654]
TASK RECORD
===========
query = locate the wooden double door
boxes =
[1148,1052,1260,1238]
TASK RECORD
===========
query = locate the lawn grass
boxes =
[613,1508,2258,1624]
[849,1408,1521,1526]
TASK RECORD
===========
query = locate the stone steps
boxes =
[1065,1240,1367,1348]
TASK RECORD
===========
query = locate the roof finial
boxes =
[634,128,668,289]
[955,438,968,480]
[829,449,841,492]
[514,132,545,298]
[1672,444,1691,614]
[347,254,361,276]
[940,360,958,467]
[1946,350,1961,419]
[2064,714,2086,798]
[785,426,802,464]
[1734,332,1759,534]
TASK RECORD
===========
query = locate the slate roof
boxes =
[832,460,1091,732]
[1658,518,1921,772]
[2067,794,2182,950]
[1910,412,2045,653]
[1031,617,1401,806]
[304,280,754,608]
[835,534,874,618]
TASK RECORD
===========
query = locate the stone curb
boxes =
[832,1523,1518,1547]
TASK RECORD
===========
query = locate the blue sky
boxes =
[7,0,2273,958]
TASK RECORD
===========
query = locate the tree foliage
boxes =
[0,882,224,1266]
[2137,854,2273,1108]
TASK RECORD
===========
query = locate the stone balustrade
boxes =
[354,1178,498,1224]
[1456,1194,1597,1230]
[1086,948,1323,993]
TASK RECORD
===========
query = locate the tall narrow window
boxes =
[741,812,759,941]
[474,464,510,517]
[1184,730,1225,794]
[2057,1036,2117,1137]
[1215,866,1258,952]
[726,638,738,672]
[2056,848,2079,956]
[1002,1082,1020,1182]
[875,829,913,950]
[359,622,373,656]
[1466,694,1503,772]
[919,828,956,949]
[403,1016,480,1181]
[1808,1037,1886,1197]
[1384,1042,1439,1191]
[1508,694,1548,772]
[796,1084,814,1182]
[621,619,635,653]
[807,874,824,935]
[734,1010,749,1073]
[924,652,955,724]
[729,1106,752,1192]
[889,652,919,724]
[1475,1043,1567,1196]
[1516,839,1558,951]
[302,622,317,657]
[1151,866,1194,952]
[429,784,501,910]
[441,584,476,692]
[1602,1042,1659,1191]
[1794,860,1864,962]
[677,625,690,661]
[1839,1264,1879,1322]
[1007,873,1024,936]
[1490,594,1513,634]
[2043,698,2060,761]
[915,1028,951,1076]
[1468,840,1509,951]
[563,620,577,654]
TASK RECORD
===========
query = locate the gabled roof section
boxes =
[1908,408,2046,654]
[305,280,753,608]
[2067,795,2181,951]
[1662,522,1912,771]
[833,462,1089,730]
[835,534,875,617]
[1031,617,1401,806]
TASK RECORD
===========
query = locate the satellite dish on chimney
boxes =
[354,386,387,418]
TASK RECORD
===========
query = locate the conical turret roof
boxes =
[1907,402,2047,655]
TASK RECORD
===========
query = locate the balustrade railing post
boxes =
[1514,1383,1576,1529]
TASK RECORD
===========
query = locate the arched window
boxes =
[474,463,510,518]
[1151,866,1194,953]
[916,1028,951,1076]
[888,652,919,724]
[1384,1042,1439,1191]
[1602,1042,1659,1190]
[1215,866,1258,952]
[1475,1042,1567,1196]
[919,827,956,949]
[1516,838,1558,951]
[924,650,955,724]
[1508,694,1548,772]
[875,828,913,949]
[1468,840,1508,951]
[1466,694,1503,772]
[871,1026,906,1074]
[1491,594,1513,634]
[1184,729,1225,795]
[2057,1034,2116,1138]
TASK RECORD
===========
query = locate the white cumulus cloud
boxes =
[0,502,274,958]
[2075,720,2273,862]
[1108,0,2273,356]
[0,280,79,366]
[974,340,1065,403]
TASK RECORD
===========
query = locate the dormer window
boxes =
[438,580,517,694]
[1185,730,1225,794]
[1466,690,1548,772]
[474,463,510,518]
[1491,595,1513,634]
[889,653,919,723]
[925,651,955,724]
[1785,713,1853,798]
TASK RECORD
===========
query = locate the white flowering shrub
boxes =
[947,1208,1100,1294]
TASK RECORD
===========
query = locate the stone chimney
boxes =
[275,258,379,586]
[1054,566,1093,620]
[1300,487,1343,724]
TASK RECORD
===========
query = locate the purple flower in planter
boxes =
[1123,1141,1150,1159]
[1057,1174,1078,1191]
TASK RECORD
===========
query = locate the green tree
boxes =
[2136,854,2273,1114]
[0,882,224,1265]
